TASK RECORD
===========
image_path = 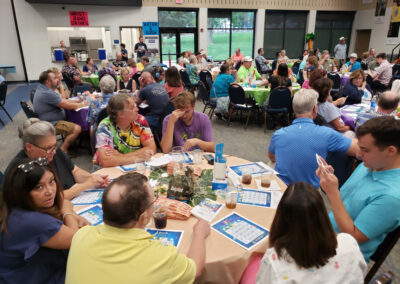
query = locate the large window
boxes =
[315,12,355,56]
[264,11,307,59]
[207,10,255,61]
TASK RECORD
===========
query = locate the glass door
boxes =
[180,33,195,55]
[161,33,177,66]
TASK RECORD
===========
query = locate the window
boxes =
[158,10,196,28]
[264,11,308,58]
[315,12,355,56]
[207,10,255,61]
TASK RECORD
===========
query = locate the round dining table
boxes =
[240,82,301,106]
[76,154,286,284]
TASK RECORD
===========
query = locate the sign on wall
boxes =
[69,11,89,26]
[142,22,160,59]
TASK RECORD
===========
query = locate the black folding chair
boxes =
[228,83,254,130]
[62,72,75,94]
[0,81,13,122]
[327,72,342,99]
[262,87,292,132]
[73,83,93,95]
[291,62,300,75]
[20,101,38,119]
[206,76,213,91]
[198,81,216,119]
[179,69,195,92]
[365,226,400,283]
[199,70,212,91]
[152,99,175,149]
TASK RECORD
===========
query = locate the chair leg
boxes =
[0,117,5,126]
[0,105,13,121]
[209,108,215,119]
[202,104,207,113]
[227,106,233,126]
[263,111,267,133]
[245,110,252,130]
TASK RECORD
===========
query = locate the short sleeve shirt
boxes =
[374,60,392,86]
[210,73,235,98]
[61,64,80,85]
[134,43,147,58]
[162,111,213,151]
[268,118,352,189]
[66,225,195,284]
[186,64,200,85]
[121,49,128,61]
[33,84,65,125]
[256,233,366,284]
[164,83,184,99]
[329,164,400,262]
[237,65,261,82]
[345,61,361,72]
[318,101,342,128]
[113,60,127,68]
[95,116,153,165]
[255,55,270,72]
[0,209,66,284]
[269,76,292,91]
[86,93,114,125]
[139,82,169,116]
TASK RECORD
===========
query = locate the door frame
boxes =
[159,28,198,64]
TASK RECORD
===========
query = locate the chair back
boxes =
[179,69,192,90]
[62,73,75,91]
[228,83,246,105]
[199,70,212,90]
[392,64,400,77]
[365,226,400,283]
[161,99,175,124]
[291,62,300,75]
[132,71,142,89]
[268,87,292,110]
[73,83,93,95]
[361,62,368,70]
[327,72,341,89]
[30,89,36,103]
[198,81,210,104]
[206,76,213,91]
[96,108,108,125]
[20,101,38,118]
[235,61,242,70]
[0,81,7,105]
[255,59,262,74]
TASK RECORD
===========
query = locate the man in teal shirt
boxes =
[237,56,262,82]
[317,116,400,262]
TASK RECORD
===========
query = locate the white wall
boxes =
[13,1,157,81]
[254,9,265,55]
[350,7,400,56]
[0,0,25,81]
[198,8,208,52]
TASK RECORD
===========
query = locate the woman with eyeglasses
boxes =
[241,182,366,283]
[0,158,89,283]
[3,118,109,200]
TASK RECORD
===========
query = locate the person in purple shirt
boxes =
[161,91,215,153]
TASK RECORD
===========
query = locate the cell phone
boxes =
[315,154,332,175]
[204,154,214,165]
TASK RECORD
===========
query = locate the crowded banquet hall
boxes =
[1,0,400,283]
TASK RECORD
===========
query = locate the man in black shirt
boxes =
[134,36,147,60]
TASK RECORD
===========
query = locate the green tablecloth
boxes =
[242,84,301,106]
[81,75,120,87]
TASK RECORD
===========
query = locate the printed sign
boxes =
[69,11,89,26]
[143,22,159,36]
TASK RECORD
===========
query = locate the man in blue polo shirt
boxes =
[268,88,359,189]
[317,116,400,262]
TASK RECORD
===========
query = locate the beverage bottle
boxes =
[370,96,377,112]
[370,271,394,284]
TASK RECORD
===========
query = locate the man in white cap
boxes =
[334,37,347,68]
[237,56,261,82]
[200,50,209,66]
[345,53,361,72]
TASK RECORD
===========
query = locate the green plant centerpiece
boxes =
[149,165,216,206]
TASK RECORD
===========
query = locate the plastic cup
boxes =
[153,206,167,229]
[225,187,238,209]
[170,146,185,163]
[241,168,252,185]
[136,159,146,175]
[261,173,273,188]
[192,149,203,164]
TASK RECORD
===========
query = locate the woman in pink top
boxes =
[164,66,184,99]
[231,48,244,68]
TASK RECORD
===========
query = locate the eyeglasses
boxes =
[33,143,57,154]
[18,157,49,173]
[148,192,159,208]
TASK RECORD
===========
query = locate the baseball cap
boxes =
[350,53,358,58]
[243,56,253,62]
[339,37,346,41]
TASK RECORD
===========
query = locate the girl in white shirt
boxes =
[255,182,367,284]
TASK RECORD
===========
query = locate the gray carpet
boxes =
[0,85,398,283]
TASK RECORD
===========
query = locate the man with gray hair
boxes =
[355,91,400,129]
[113,52,127,71]
[319,50,337,72]
[98,60,116,81]
[268,89,359,189]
